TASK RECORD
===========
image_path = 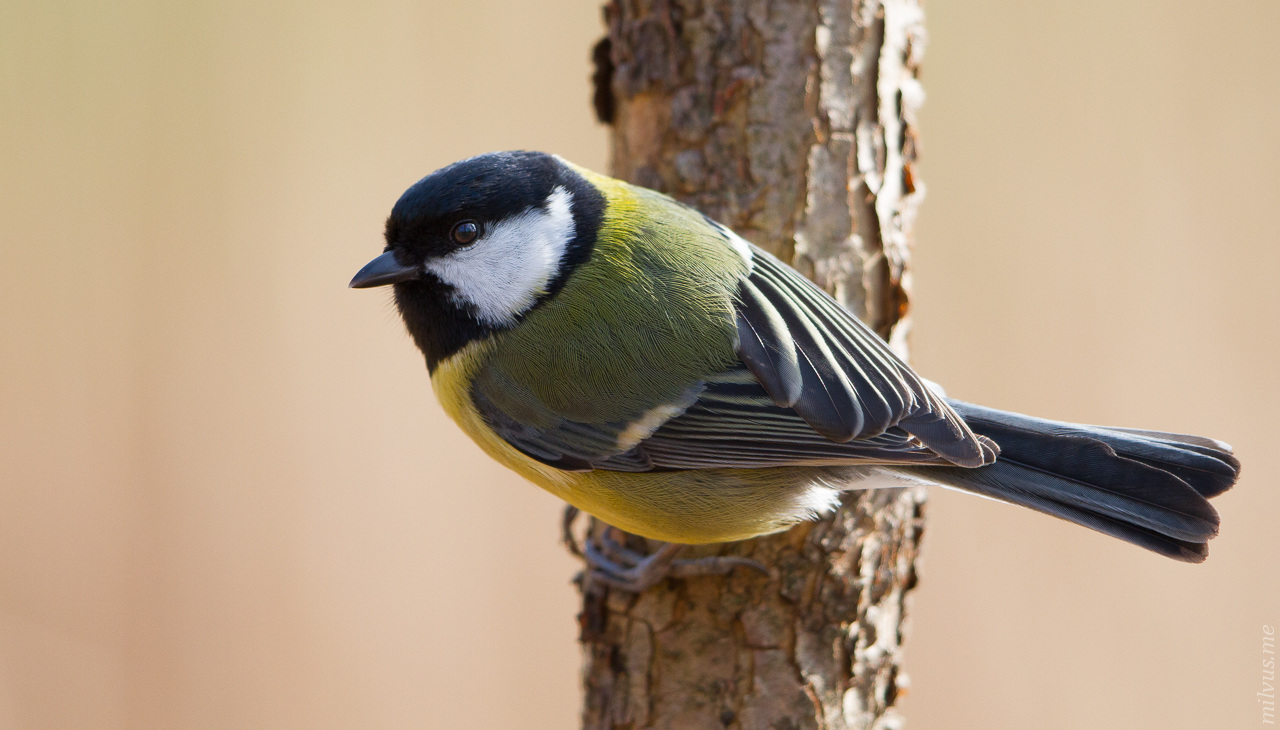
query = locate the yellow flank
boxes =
[431,339,848,545]
[430,338,575,502]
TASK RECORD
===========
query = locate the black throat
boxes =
[392,273,494,373]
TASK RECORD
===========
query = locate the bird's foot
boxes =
[580,527,768,593]
[562,505,769,593]
[561,505,585,558]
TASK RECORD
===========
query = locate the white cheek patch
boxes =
[426,186,575,327]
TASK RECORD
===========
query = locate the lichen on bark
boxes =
[578,1,929,728]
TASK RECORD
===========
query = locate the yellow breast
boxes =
[428,339,841,544]
[430,338,575,500]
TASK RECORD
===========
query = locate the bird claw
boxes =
[578,526,769,593]
[561,505,585,558]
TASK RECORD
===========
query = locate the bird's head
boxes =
[351,151,604,369]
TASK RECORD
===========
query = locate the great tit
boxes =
[352,150,1238,565]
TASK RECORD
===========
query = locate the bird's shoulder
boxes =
[474,175,749,426]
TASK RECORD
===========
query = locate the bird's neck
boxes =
[393,276,498,373]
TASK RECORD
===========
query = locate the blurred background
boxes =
[0,0,1275,727]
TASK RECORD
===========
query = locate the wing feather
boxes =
[736,248,992,467]
[735,279,803,407]
[471,227,995,473]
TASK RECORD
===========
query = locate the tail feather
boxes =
[1098,426,1238,498]
[968,475,1211,562]
[898,400,1240,563]
[957,404,1239,500]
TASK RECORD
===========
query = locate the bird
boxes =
[351,150,1239,590]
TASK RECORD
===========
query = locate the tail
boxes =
[898,400,1240,562]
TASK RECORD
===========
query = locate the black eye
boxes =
[451,220,479,246]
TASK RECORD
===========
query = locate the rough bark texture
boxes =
[577,1,928,728]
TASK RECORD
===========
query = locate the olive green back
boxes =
[475,171,748,425]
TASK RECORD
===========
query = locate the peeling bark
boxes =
[578,1,928,728]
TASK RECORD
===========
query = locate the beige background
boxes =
[1,0,1276,728]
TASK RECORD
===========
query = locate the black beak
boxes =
[349,251,422,288]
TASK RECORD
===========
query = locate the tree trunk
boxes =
[577,1,928,728]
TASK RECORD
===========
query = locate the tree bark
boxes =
[577,1,928,728]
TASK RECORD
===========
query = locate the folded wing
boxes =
[473,241,996,472]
